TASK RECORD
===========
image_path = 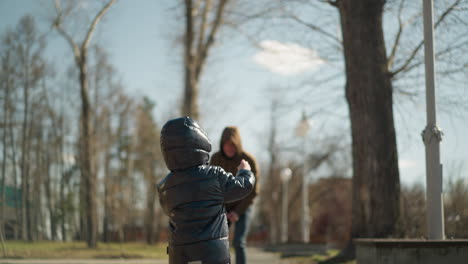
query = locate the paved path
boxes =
[246,247,282,264]
[0,247,283,264]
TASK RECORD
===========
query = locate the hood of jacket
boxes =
[220,126,243,158]
[160,116,211,171]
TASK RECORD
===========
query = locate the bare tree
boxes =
[181,0,229,119]
[20,16,43,241]
[264,99,281,244]
[134,97,164,244]
[40,89,65,241]
[52,0,116,248]
[258,0,468,261]
[3,54,20,239]
[47,64,79,242]
[0,37,11,255]
[0,15,48,241]
[444,162,468,238]
[30,99,47,241]
[1,37,10,247]
[294,1,400,262]
[86,46,118,243]
[105,93,136,243]
[59,163,78,242]
[82,46,139,243]
[397,183,426,238]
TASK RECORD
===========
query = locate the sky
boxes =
[1,0,467,187]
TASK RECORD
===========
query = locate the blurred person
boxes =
[157,117,255,264]
[210,126,260,264]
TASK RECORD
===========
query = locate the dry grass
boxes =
[2,241,167,259]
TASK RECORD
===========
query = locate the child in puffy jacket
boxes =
[157,116,255,264]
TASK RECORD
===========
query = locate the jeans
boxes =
[168,238,230,264]
[232,207,252,264]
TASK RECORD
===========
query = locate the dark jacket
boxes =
[157,117,255,264]
[210,126,260,215]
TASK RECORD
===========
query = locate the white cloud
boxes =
[253,40,324,76]
[399,159,417,169]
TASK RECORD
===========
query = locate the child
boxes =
[157,117,255,264]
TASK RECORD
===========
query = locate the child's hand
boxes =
[237,159,251,171]
[227,211,239,222]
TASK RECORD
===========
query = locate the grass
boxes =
[283,249,357,264]
[1,241,168,259]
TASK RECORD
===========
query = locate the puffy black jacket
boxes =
[158,117,255,263]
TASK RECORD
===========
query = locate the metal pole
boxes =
[301,138,310,243]
[422,0,445,240]
[270,191,279,244]
[281,179,289,243]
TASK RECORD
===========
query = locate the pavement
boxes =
[244,247,283,264]
[263,243,328,258]
[0,247,283,264]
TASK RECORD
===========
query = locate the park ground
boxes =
[0,241,355,264]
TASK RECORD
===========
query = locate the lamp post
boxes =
[422,0,444,240]
[270,190,279,244]
[295,112,311,243]
[280,168,292,244]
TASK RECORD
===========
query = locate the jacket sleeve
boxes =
[231,154,260,214]
[216,167,255,203]
[156,176,170,216]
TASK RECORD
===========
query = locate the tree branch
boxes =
[387,0,406,70]
[53,0,80,65]
[196,0,212,60]
[283,8,342,46]
[224,21,263,49]
[392,38,468,79]
[185,0,194,66]
[319,0,339,7]
[82,0,116,51]
[195,0,228,79]
[390,0,463,78]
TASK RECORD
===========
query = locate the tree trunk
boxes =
[32,116,45,241]
[25,124,33,241]
[79,54,97,248]
[1,71,9,243]
[183,69,200,120]
[332,0,401,260]
[45,149,56,240]
[267,101,279,244]
[0,97,5,249]
[52,0,116,247]
[55,119,66,241]
[102,147,111,243]
[9,118,20,240]
[182,0,199,119]
[4,59,20,240]
[181,0,228,120]
[20,72,30,241]
[145,173,156,244]
[79,152,86,242]
[60,174,66,241]
[1,141,6,245]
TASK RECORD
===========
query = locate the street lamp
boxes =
[280,167,292,244]
[422,0,444,240]
[295,112,311,243]
[270,190,279,244]
[295,112,310,138]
